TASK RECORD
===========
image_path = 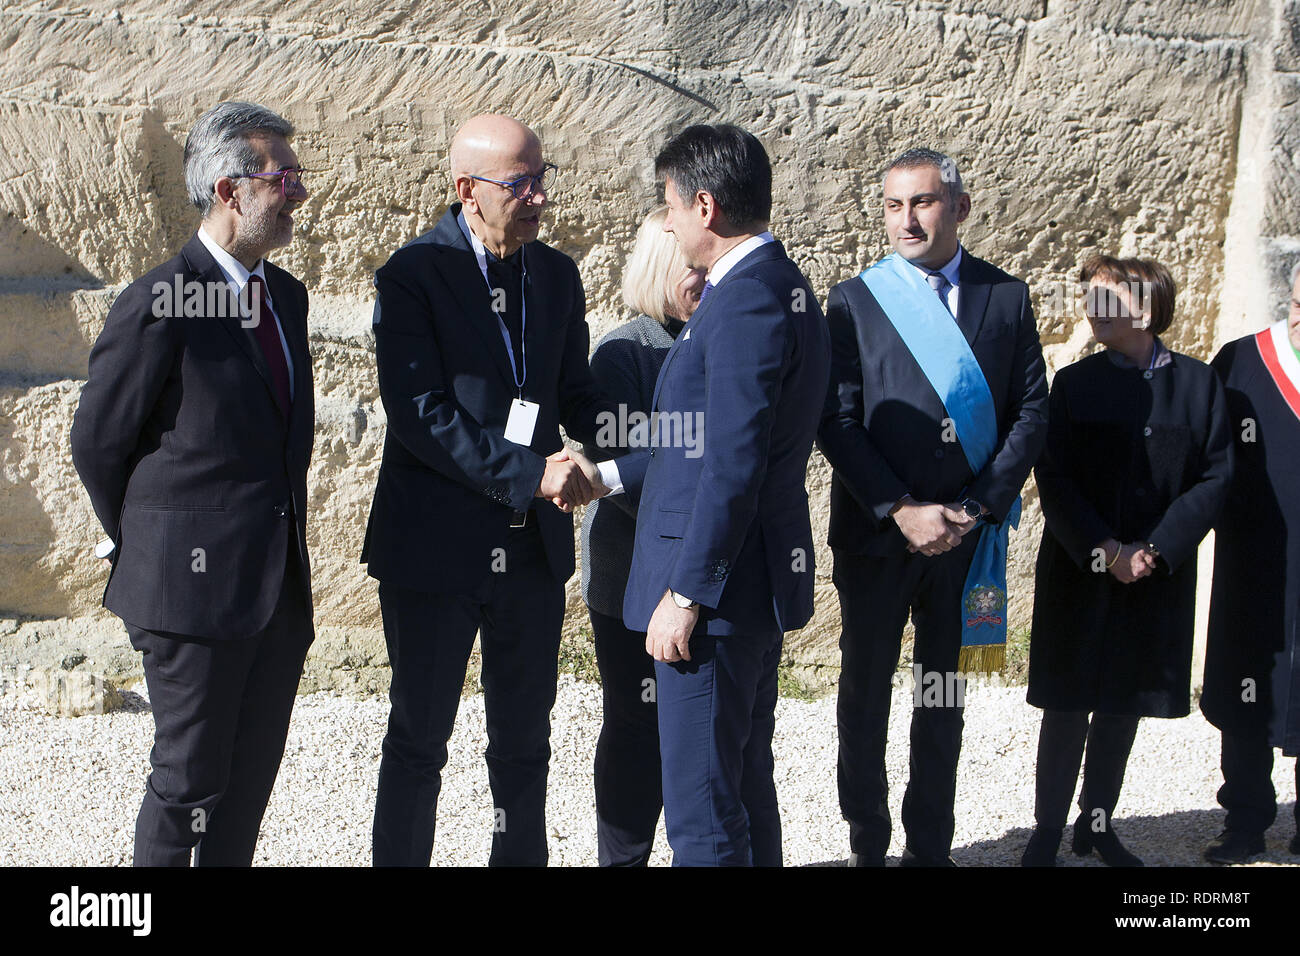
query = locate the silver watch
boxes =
[671,590,698,609]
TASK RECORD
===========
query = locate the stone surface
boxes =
[0,663,124,716]
[0,1,1296,691]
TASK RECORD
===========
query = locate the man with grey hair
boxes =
[71,101,315,866]
[817,147,1047,865]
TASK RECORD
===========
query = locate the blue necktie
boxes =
[927,271,953,316]
[699,279,714,306]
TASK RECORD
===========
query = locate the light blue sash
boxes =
[861,253,1020,665]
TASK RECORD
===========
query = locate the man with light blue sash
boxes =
[817,148,1048,866]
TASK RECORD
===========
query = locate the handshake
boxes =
[534,447,613,512]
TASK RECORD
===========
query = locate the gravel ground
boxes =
[1,676,1296,866]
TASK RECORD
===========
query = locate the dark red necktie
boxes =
[245,274,291,418]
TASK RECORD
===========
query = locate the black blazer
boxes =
[817,249,1049,556]
[361,203,614,593]
[1203,334,1300,752]
[70,233,315,640]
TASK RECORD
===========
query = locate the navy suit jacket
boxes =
[361,203,614,592]
[70,233,315,639]
[620,239,831,636]
[817,248,1048,556]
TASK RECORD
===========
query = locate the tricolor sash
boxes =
[1254,319,1300,423]
[861,253,1019,673]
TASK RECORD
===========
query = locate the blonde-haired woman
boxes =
[580,206,705,866]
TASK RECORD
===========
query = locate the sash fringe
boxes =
[957,642,1005,675]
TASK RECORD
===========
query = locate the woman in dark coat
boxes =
[579,206,705,866]
[1200,262,1300,863]
[1022,255,1233,866]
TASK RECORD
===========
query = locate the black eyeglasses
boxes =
[228,167,309,198]
[469,164,557,201]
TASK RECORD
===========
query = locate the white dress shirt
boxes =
[706,231,775,286]
[905,244,962,319]
[197,225,294,398]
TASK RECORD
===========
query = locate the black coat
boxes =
[361,204,615,593]
[817,249,1048,556]
[70,234,315,639]
[579,314,679,619]
[1203,332,1300,755]
[1027,348,1233,717]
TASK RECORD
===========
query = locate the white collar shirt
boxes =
[197,225,294,398]
[904,244,963,319]
[706,231,776,287]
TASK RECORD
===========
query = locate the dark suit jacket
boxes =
[619,240,831,636]
[361,203,614,593]
[579,314,679,620]
[70,233,315,640]
[817,248,1048,556]
[1204,335,1299,752]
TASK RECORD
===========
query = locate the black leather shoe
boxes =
[846,851,885,867]
[1021,826,1063,867]
[1204,830,1265,864]
[1072,814,1143,867]
[900,847,958,867]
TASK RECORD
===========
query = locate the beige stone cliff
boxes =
[1,0,1297,695]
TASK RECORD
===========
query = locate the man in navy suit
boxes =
[71,101,315,866]
[593,124,831,865]
[818,148,1048,866]
[362,114,613,866]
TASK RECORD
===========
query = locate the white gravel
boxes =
[1,677,1296,866]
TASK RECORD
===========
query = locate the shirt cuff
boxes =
[597,459,624,496]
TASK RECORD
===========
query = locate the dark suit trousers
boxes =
[833,536,978,864]
[1032,709,1139,829]
[128,544,312,867]
[654,626,784,867]
[372,523,565,866]
[589,608,662,867]
[1217,730,1300,834]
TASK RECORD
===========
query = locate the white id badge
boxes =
[504,399,540,445]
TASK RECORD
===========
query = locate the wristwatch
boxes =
[960,497,985,520]
[670,590,698,609]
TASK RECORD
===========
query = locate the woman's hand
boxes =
[1108,542,1156,583]
[1128,545,1158,580]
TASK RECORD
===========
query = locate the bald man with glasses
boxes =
[362,113,616,866]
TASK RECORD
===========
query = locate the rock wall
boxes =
[1,0,1296,694]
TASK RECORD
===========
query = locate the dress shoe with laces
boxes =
[1071,813,1143,867]
[1204,830,1265,864]
[1021,826,1063,867]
